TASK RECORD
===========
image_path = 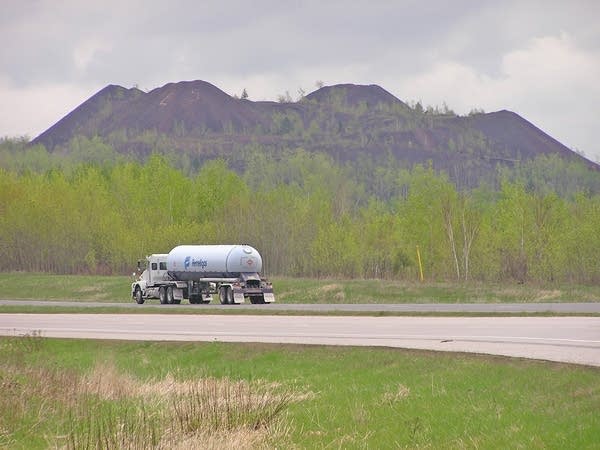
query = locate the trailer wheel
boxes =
[226,286,234,305]
[159,286,167,304]
[166,286,175,304]
[219,286,228,305]
[134,287,144,304]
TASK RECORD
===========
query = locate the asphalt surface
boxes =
[1,299,600,313]
[1,314,599,367]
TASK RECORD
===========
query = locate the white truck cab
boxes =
[143,254,168,285]
[132,254,192,304]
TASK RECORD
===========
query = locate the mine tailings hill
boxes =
[32,79,598,185]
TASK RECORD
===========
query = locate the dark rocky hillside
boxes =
[32,80,598,185]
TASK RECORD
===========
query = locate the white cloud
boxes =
[395,32,600,161]
[73,39,114,72]
[0,77,100,139]
[502,32,599,97]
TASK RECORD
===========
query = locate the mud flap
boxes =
[263,292,275,303]
[174,288,184,301]
[233,288,245,304]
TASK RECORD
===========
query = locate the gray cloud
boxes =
[1,0,599,162]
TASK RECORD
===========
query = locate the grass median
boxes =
[1,336,599,449]
[1,272,599,304]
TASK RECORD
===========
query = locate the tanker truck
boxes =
[131,245,275,305]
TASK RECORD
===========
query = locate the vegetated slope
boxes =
[31,80,598,185]
[111,80,267,133]
[33,84,144,149]
[468,110,578,161]
[304,83,408,108]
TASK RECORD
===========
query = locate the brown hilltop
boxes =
[468,110,577,161]
[114,80,264,133]
[33,84,142,149]
[304,83,409,108]
[32,79,598,181]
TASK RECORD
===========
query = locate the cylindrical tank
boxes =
[166,245,263,280]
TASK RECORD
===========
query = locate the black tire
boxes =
[159,286,167,304]
[226,286,234,305]
[134,287,144,304]
[219,286,228,305]
[166,286,174,304]
[189,295,199,305]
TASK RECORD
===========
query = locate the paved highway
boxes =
[1,299,600,313]
[1,314,599,367]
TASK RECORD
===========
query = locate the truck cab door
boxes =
[148,256,169,285]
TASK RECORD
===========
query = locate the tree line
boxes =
[1,144,599,283]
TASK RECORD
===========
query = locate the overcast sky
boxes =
[1,0,599,162]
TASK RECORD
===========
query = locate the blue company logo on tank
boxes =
[184,256,208,270]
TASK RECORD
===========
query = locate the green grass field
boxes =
[1,336,599,449]
[1,272,599,304]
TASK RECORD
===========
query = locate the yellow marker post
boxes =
[416,245,424,282]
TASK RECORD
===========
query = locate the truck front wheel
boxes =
[134,287,144,304]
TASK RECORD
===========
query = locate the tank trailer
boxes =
[131,245,275,305]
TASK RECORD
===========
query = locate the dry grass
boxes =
[317,284,346,301]
[381,383,411,404]
[0,335,80,448]
[533,289,562,302]
[158,426,285,450]
[63,361,301,449]
[0,337,303,450]
[80,360,140,400]
[319,284,343,293]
